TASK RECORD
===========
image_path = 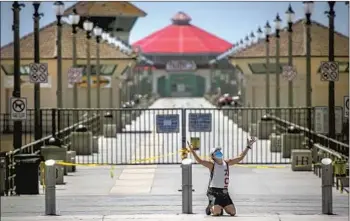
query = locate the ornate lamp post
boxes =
[244,35,249,48]
[12,2,25,149]
[257,26,263,41]
[274,13,282,112]
[68,8,80,114]
[250,31,255,45]
[93,26,103,108]
[53,1,64,109]
[286,4,295,121]
[303,1,314,134]
[83,19,94,108]
[53,1,64,134]
[33,2,43,145]
[264,21,272,108]
[326,2,336,140]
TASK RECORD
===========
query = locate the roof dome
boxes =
[171,11,192,25]
[133,12,233,54]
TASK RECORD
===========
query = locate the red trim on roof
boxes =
[134,66,156,71]
[133,13,233,54]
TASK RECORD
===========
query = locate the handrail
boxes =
[269,114,349,160]
[5,114,100,157]
[313,143,344,159]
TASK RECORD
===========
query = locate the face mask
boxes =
[214,151,223,159]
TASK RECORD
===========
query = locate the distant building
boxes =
[0,1,146,113]
[133,12,237,97]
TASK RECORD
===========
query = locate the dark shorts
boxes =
[207,187,234,208]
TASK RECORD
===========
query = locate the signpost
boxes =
[188,113,212,132]
[190,137,200,150]
[314,106,343,134]
[320,61,339,81]
[156,114,179,133]
[282,65,297,81]
[10,97,27,121]
[344,96,349,119]
[29,63,48,83]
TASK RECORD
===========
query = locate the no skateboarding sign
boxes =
[10,97,27,120]
[68,67,83,84]
[320,61,339,82]
[29,63,48,83]
[282,65,297,81]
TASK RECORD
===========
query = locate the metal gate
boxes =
[51,107,310,165]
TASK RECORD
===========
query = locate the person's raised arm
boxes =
[187,141,213,170]
[227,137,257,166]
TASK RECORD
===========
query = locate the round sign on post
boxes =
[10,97,27,121]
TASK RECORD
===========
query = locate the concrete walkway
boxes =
[1,214,348,221]
[1,165,348,217]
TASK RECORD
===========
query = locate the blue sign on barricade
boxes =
[156,114,180,133]
[188,113,212,132]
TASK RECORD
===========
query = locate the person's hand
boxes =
[186,141,195,153]
[247,137,257,148]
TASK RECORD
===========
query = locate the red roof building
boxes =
[131,12,237,98]
[133,12,233,54]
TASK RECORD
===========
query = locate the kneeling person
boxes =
[187,137,256,216]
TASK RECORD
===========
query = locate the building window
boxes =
[317,62,349,74]
[76,64,117,75]
[1,64,117,76]
[1,64,31,75]
[248,63,288,74]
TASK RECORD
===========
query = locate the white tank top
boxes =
[209,161,230,189]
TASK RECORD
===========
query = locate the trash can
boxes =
[14,154,41,195]
[41,138,67,185]
[71,125,93,155]
[0,157,6,196]
[282,126,305,158]
[257,115,274,139]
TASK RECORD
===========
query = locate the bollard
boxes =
[321,158,333,215]
[45,159,56,215]
[181,158,193,214]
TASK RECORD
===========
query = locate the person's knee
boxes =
[228,212,236,216]
[224,205,236,216]
[211,206,222,216]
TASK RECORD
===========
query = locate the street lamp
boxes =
[107,34,117,107]
[303,1,314,134]
[102,31,110,43]
[274,13,282,112]
[240,39,244,50]
[257,26,263,41]
[244,35,249,47]
[250,31,255,45]
[54,1,64,135]
[83,19,94,109]
[33,2,43,149]
[54,1,64,110]
[286,4,295,121]
[327,2,336,140]
[68,8,80,117]
[93,26,103,109]
[264,21,271,108]
[12,2,25,150]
